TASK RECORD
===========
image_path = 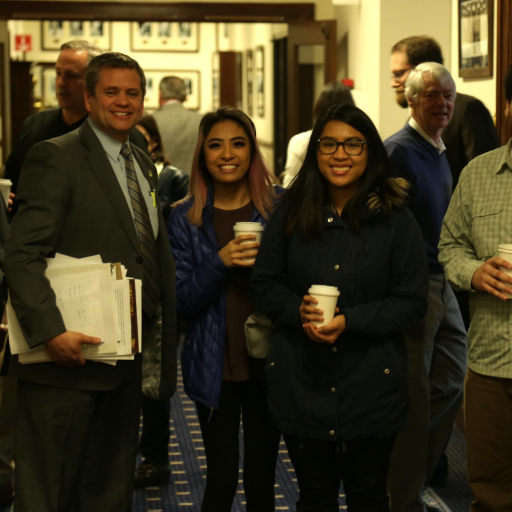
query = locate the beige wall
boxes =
[334,0,497,140]
[334,0,452,140]
[2,0,501,156]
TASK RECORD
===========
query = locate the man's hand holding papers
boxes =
[45,330,102,367]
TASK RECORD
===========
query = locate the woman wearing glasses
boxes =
[251,104,429,511]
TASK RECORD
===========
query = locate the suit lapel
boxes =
[79,121,141,254]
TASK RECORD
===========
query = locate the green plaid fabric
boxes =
[439,138,512,378]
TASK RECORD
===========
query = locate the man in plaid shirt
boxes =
[439,65,512,511]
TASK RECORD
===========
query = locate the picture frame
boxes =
[143,70,201,111]
[458,0,493,78]
[255,46,265,118]
[246,49,254,117]
[30,63,58,109]
[212,52,220,110]
[130,22,199,52]
[41,21,112,51]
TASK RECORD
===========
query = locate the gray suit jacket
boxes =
[4,121,177,400]
[153,102,202,175]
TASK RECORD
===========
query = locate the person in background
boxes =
[4,40,148,214]
[390,35,499,190]
[167,107,281,512]
[136,114,189,220]
[251,104,428,512]
[281,81,355,187]
[385,63,467,512]
[131,113,187,489]
[0,197,14,509]
[153,76,202,175]
[438,64,512,512]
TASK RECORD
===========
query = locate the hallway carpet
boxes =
[130,360,461,512]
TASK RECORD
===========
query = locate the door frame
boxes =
[0,2,314,22]
[287,20,337,142]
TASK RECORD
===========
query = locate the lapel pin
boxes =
[148,170,153,177]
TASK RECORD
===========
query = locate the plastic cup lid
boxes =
[233,222,264,231]
[309,284,340,296]
[498,244,512,252]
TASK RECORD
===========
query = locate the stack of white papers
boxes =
[7,254,143,365]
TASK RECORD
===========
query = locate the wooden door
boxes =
[286,21,337,143]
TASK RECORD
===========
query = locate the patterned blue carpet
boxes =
[0,360,471,511]
[130,359,469,511]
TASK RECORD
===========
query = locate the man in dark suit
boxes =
[390,35,499,191]
[4,40,148,210]
[4,52,177,512]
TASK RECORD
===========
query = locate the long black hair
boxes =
[285,104,403,237]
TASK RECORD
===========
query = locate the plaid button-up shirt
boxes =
[439,138,512,378]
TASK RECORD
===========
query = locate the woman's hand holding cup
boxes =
[218,234,259,268]
[303,312,345,345]
[300,295,324,325]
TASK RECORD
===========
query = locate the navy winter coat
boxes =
[250,186,429,441]
[167,188,280,409]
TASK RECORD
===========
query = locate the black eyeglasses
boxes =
[317,138,367,156]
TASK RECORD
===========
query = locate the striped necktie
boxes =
[121,144,161,317]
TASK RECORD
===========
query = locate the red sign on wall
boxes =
[15,35,32,52]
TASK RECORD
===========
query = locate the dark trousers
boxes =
[465,369,512,512]
[15,364,141,512]
[196,378,280,512]
[285,434,396,512]
[388,274,467,512]
[139,394,171,466]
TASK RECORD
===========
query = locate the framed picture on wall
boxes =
[212,52,220,110]
[130,22,199,52]
[41,21,112,51]
[255,46,264,118]
[42,66,59,108]
[143,70,200,111]
[458,0,493,78]
[246,50,254,116]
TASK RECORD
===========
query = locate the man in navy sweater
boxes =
[385,63,467,512]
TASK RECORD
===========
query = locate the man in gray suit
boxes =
[4,52,177,512]
[153,75,202,175]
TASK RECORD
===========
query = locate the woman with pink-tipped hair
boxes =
[167,107,282,512]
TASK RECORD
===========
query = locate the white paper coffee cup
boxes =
[498,244,512,298]
[233,222,264,262]
[0,180,12,208]
[308,285,340,327]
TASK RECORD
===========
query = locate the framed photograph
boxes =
[41,21,112,51]
[143,70,200,111]
[459,0,493,78]
[42,66,59,108]
[246,50,254,116]
[255,46,264,118]
[212,52,220,110]
[130,22,199,52]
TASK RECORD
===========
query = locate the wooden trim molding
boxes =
[496,0,512,145]
[0,2,315,23]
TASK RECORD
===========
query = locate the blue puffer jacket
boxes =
[166,186,281,409]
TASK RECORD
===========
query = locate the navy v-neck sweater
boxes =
[385,124,452,274]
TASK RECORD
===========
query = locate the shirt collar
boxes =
[163,99,182,106]
[495,137,512,174]
[87,118,130,161]
[408,118,446,154]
